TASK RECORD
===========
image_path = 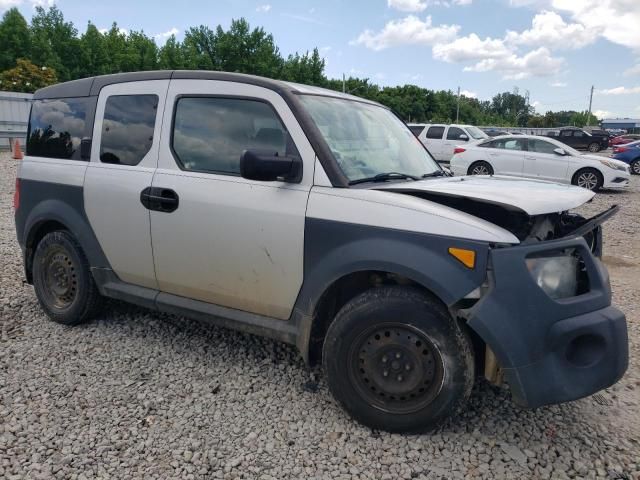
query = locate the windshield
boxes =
[466,126,488,140]
[298,95,441,182]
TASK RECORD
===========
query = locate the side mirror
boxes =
[458,134,469,141]
[80,138,92,160]
[240,149,302,183]
[553,148,567,156]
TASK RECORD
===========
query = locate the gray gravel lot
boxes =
[1,151,638,479]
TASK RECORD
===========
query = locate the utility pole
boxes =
[587,85,594,124]
[342,73,346,94]
[456,86,460,123]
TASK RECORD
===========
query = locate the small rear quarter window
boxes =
[27,97,92,160]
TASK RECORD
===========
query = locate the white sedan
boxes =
[449,134,630,191]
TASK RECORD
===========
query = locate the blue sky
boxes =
[4,0,640,118]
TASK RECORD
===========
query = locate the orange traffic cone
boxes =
[12,139,23,160]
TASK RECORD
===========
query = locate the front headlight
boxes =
[599,159,627,172]
[525,254,579,299]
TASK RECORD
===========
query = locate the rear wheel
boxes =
[631,160,640,175]
[468,161,494,176]
[32,231,102,325]
[588,142,601,153]
[323,286,474,433]
[572,168,603,191]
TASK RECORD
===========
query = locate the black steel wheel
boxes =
[349,323,444,415]
[323,286,474,433]
[32,231,102,325]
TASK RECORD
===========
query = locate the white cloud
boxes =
[154,27,179,42]
[387,0,428,12]
[0,0,22,8]
[598,86,640,95]
[0,0,53,9]
[551,0,640,51]
[624,64,640,77]
[460,89,477,98]
[256,4,271,12]
[505,10,597,50]
[433,34,511,62]
[464,47,564,79]
[353,15,459,51]
[551,81,567,87]
[594,109,613,118]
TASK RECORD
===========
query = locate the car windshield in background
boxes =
[298,95,441,183]
[466,126,488,140]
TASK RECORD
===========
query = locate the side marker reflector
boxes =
[448,247,476,269]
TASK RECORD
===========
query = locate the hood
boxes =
[374,175,594,216]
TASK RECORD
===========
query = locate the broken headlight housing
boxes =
[525,253,580,300]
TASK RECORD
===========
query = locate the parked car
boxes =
[547,127,609,152]
[15,71,628,433]
[612,140,640,174]
[411,123,489,162]
[481,128,508,137]
[450,134,629,191]
[610,134,640,146]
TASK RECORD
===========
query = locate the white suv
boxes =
[14,71,628,433]
[409,123,488,163]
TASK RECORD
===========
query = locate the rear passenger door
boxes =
[84,80,169,289]
[149,79,315,320]
[483,138,526,176]
[423,126,446,162]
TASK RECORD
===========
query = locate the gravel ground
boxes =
[1,151,638,480]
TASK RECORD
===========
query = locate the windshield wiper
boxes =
[348,172,419,185]
[421,170,447,178]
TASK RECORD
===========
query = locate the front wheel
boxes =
[322,286,474,433]
[572,168,603,191]
[631,159,640,175]
[588,142,601,153]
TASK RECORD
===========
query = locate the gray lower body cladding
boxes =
[15,179,111,282]
[467,235,628,408]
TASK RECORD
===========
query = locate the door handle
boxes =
[525,156,536,160]
[140,187,179,213]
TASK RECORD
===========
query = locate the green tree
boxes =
[29,6,81,82]
[79,22,109,77]
[0,8,31,71]
[182,25,217,69]
[158,34,185,69]
[0,58,57,92]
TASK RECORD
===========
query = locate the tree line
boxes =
[0,6,598,127]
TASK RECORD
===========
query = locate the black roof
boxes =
[32,70,377,105]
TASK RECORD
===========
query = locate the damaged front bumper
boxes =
[466,233,628,408]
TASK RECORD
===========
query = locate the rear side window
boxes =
[560,130,572,137]
[426,126,445,139]
[446,127,465,140]
[100,95,158,166]
[171,97,293,175]
[27,97,92,160]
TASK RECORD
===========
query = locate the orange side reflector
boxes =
[448,247,476,269]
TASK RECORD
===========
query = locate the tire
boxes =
[32,231,102,325]
[631,160,640,175]
[322,286,474,433]
[587,142,601,153]
[572,168,603,191]
[467,161,493,176]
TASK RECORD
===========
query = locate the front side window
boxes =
[560,130,572,137]
[298,95,440,182]
[528,139,558,155]
[446,127,465,140]
[426,126,445,139]
[172,97,292,175]
[100,95,158,166]
[574,131,586,137]
[27,97,91,160]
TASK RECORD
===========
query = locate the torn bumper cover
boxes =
[467,234,628,408]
